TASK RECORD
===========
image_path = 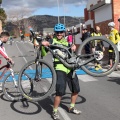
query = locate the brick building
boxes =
[84,0,120,34]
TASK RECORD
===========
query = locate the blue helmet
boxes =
[54,23,66,32]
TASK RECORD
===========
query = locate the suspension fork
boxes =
[35,45,43,81]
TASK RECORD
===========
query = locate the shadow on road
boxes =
[107,77,120,85]
[38,97,53,118]
[10,99,42,115]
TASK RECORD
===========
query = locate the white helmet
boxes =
[108,22,115,27]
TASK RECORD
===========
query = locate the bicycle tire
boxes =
[2,72,21,101]
[18,59,56,102]
[77,36,119,77]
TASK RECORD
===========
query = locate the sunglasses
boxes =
[56,31,64,34]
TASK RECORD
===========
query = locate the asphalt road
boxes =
[0,37,120,120]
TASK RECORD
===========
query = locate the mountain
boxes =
[27,15,84,31]
[5,15,84,36]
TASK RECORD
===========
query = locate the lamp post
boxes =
[63,0,65,25]
[57,0,60,23]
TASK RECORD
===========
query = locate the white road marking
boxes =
[50,96,72,120]
[15,42,28,63]
[78,75,98,82]
[107,72,120,77]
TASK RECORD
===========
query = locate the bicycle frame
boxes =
[0,63,17,87]
[30,30,96,70]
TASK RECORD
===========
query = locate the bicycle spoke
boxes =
[19,60,56,101]
[77,36,119,77]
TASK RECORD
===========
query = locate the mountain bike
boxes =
[18,30,119,102]
[1,62,29,101]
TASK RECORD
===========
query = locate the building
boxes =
[84,0,120,34]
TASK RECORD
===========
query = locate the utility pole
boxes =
[63,0,65,25]
[57,0,60,23]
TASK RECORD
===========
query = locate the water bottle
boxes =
[54,49,66,59]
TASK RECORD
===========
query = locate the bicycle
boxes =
[18,30,119,102]
[1,62,29,101]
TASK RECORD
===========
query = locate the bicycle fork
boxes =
[35,61,42,82]
[9,68,18,87]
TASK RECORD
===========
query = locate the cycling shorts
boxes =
[55,70,80,96]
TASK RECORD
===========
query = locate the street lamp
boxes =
[63,0,65,25]
[57,0,60,23]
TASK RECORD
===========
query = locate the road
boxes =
[0,37,120,120]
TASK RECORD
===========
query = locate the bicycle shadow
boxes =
[38,92,86,116]
[0,93,42,115]
[10,99,42,115]
[107,77,120,85]
[0,93,12,102]
[1,92,86,116]
[54,93,86,112]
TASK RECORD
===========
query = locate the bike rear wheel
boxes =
[18,59,56,102]
[77,36,119,77]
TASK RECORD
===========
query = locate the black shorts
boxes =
[55,70,80,96]
[109,52,115,60]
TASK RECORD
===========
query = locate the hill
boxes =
[27,15,84,31]
[5,15,84,35]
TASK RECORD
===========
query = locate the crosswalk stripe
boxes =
[78,75,98,82]
[107,72,120,77]
[78,71,120,82]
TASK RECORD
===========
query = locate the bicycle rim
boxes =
[77,36,119,77]
[2,72,22,101]
[18,59,56,102]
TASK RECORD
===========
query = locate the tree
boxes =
[0,0,2,5]
[0,8,7,24]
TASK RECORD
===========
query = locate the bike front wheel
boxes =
[77,36,119,77]
[18,59,56,102]
[2,72,23,101]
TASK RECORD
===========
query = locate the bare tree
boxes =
[7,8,35,36]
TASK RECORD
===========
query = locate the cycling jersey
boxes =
[108,29,120,52]
[0,40,8,60]
[109,29,120,44]
[52,37,71,74]
[91,32,104,48]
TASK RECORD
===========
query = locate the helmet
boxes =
[54,23,66,32]
[108,22,115,27]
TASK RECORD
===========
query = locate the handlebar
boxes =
[7,61,15,68]
[30,30,45,43]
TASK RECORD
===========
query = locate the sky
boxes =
[2,0,88,18]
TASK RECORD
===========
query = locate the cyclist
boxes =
[91,26,105,70]
[0,32,14,67]
[41,23,81,120]
[106,22,120,68]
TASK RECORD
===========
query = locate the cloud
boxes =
[2,0,88,16]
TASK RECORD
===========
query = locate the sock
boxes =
[70,103,75,108]
[53,108,58,112]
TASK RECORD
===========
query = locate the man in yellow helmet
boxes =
[41,23,81,120]
[107,22,120,68]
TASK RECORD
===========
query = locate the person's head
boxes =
[0,31,10,43]
[95,26,100,33]
[90,28,95,33]
[54,23,66,40]
[108,22,115,30]
[83,28,88,33]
